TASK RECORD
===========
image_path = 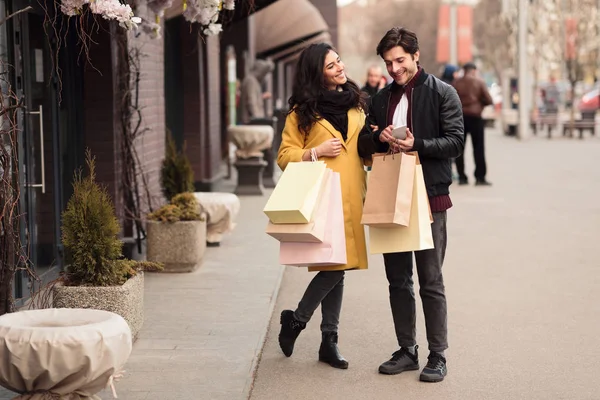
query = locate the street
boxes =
[250,127,600,400]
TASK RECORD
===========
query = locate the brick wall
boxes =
[83,13,165,227]
[179,21,223,190]
[129,4,166,210]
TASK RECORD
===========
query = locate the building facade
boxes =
[0,0,337,304]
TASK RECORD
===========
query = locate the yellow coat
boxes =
[277,108,368,272]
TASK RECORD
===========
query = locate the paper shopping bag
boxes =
[265,169,332,243]
[263,161,328,224]
[361,152,417,227]
[279,171,347,267]
[369,164,434,253]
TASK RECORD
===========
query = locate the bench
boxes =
[562,119,596,139]
[531,113,559,138]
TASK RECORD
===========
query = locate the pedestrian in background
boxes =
[361,65,384,110]
[276,43,369,370]
[440,64,459,85]
[452,62,493,186]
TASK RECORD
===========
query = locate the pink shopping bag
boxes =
[279,171,347,267]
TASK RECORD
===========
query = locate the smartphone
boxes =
[392,126,407,140]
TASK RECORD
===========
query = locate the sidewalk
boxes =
[250,128,600,400]
[101,193,283,400]
[0,188,283,400]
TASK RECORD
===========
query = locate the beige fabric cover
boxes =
[194,192,241,243]
[228,125,274,159]
[0,308,132,399]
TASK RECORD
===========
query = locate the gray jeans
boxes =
[383,211,448,352]
[294,271,345,333]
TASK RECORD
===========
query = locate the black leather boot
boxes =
[318,331,348,369]
[279,310,306,357]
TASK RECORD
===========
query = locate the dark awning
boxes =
[253,0,331,61]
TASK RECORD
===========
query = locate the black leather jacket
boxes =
[358,69,465,197]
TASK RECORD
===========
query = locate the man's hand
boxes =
[378,125,395,142]
[378,124,401,152]
[397,128,415,151]
[262,92,272,100]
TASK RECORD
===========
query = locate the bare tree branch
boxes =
[0,6,32,26]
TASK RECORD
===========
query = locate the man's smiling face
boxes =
[383,46,419,86]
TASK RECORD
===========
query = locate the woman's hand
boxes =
[316,138,342,158]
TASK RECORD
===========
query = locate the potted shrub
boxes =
[161,131,195,201]
[146,192,207,272]
[53,151,162,340]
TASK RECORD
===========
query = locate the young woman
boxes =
[276,43,368,369]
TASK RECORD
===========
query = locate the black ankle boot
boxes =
[318,331,348,369]
[279,310,306,357]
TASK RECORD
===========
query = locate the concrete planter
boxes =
[146,220,206,272]
[52,272,144,341]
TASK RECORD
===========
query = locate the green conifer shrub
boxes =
[160,131,195,201]
[62,150,162,286]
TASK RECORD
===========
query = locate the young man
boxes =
[358,27,464,383]
[452,62,494,186]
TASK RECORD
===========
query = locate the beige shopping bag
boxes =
[361,152,417,228]
[279,171,347,267]
[265,169,331,243]
[369,164,434,253]
[263,161,328,224]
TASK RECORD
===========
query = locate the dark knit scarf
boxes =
[316,89,356,141]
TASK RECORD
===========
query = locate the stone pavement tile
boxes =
[0,388,14,399]
[143,389,242,400]
[250,129,600,400]
[98,390,150,400]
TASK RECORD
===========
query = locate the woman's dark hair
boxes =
[376,27,419,58]
[288,43,366,135]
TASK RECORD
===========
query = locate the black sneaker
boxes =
[419,352,447,382]
[278,310,306,357]
[378,346,419,375]
[458,178,469,185]
[475,179,492,186]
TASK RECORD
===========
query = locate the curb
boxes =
[242,264,286,399]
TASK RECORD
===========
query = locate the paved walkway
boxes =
[250,128,600,400]
[1,127,599,399]
[102,193,284,400]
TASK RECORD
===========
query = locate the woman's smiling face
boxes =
[323,50,347,90]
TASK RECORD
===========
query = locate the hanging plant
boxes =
[182,0,236,36]
[59,0,140,29]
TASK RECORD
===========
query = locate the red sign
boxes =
[457,5,473,64]
[436,4,473,64]
[436,4,450,63]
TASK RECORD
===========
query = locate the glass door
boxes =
[12,1,62,300]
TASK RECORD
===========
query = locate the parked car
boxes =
[577,87,599,119]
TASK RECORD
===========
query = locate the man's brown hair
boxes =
[376,27,419,58]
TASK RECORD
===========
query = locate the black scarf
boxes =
[316,89,356,141]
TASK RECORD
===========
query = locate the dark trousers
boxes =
[456,115,486,181]
[383,212,448,352]
[294,271,345,333]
